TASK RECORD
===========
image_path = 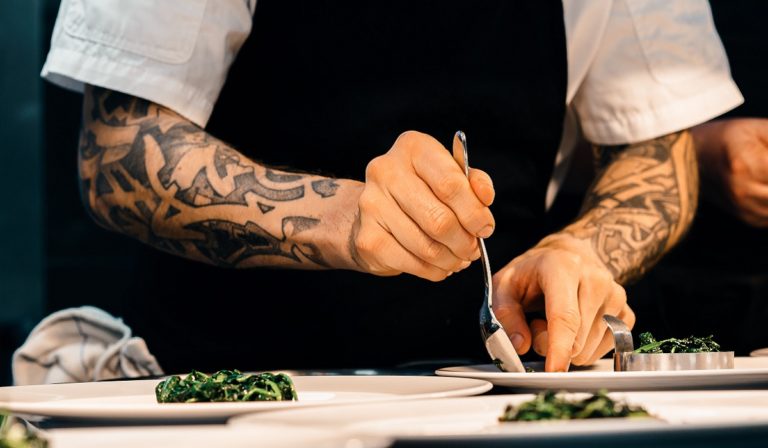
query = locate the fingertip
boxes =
[509,332,526,353]
[494,308,532,354]
[529,319,548,351]
[532,330,548,357]
[477,224,494,239]
[544,340,573,372]
[478,185,495,207]
[469,169,495,206]
[546,338,577,373]
[545,353,571,373]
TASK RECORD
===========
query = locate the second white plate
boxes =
[231,390,768,443]
[436,357,768,391]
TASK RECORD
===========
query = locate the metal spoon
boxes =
[452,131,525,373]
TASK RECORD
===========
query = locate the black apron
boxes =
[127,0,567,373]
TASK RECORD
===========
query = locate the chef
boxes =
[40,0,742,372]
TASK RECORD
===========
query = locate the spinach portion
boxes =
[155,369,298,403]
[499,390,649,422]
[0,413,47,448]
[634,332,721,354]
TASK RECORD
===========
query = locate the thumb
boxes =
[493,273,532,354]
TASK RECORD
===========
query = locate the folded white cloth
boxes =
[12,306,164,385]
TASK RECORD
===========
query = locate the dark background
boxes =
[1,0,766,385]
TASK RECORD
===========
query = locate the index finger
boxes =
[541,271,580,372]
[411,139,495,238]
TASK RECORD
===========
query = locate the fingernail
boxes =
[478,225,494,239]
[510,333,524,351]
[533,331,548,356]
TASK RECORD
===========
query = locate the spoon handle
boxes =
[452,131,494,306]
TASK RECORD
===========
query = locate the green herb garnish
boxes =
[634,332,721,354]
[492,358,504,371]
[499,390,649,422]
[155,369,298,403]
[0,413,47,448]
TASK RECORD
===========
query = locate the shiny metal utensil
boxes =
[453,131,524,373]
[603,314,734,372]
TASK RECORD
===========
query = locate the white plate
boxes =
[435,357,768,391]
[231,390,768,443]
[45,425,390,448]
[0,375,491,421]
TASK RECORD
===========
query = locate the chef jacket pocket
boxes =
[626,0,722,85]
[63,0,207,64]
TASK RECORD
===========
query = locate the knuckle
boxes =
[355,231,384,258]
[549,309,581,337]
[594,268,614,284]
[571,341,584,357]
[613,284,628,304]
[562,252,582,268]
[420,238,445,263]
[395,130,424,150]
[357,191,377,214]
[426,205,454,237]
[435,173,465,201]
[364,156,387,181]
[623,307,637,328]
[544,249,579,270]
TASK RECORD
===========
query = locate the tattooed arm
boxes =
[492,131,698,371]
[79,86,365,269]
[560,131,698,283]
[78,86,493,277]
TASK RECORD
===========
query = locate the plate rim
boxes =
[434,357,768,390]
[0,375,492,421]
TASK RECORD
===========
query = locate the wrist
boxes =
[692,121,729,194]
[306,178,366,271]
[535,231,605,267]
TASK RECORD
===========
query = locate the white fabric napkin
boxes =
[12,306,164,385]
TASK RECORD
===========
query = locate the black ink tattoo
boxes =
[265,169,304,183]
[311,179,340,198]
[78,86,340,269]
[564,131,698,284]
[257,202,275,214]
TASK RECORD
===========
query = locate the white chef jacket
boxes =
[41,0,743,206]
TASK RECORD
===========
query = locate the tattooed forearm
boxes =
[78,86,359,269]
[561,131,698,284]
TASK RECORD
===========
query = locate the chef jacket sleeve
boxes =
[41,0,256,127]
[571,0,743,145]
